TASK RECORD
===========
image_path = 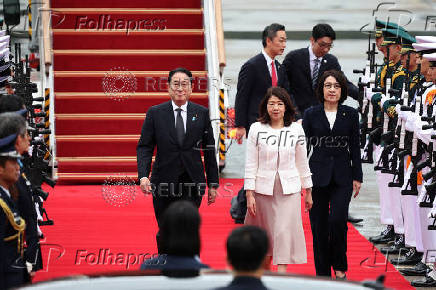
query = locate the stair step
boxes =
[55,113,145,135]
[55,172,139,184]
[53,49,206,71]
[57,156,138,173]
[54,71,209,93]
[51,9,203,30]
[51,0,201,9]
[55,92,209,113]
[53,30,204,50]
[56,135,139,157]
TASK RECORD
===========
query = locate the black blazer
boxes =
[302,104,363,187]
[283,47,358,115]
[137,101,219,194]
[235,53,295,133]
[215,276,268,290]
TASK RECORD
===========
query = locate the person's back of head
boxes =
[160,200,201,256]
[226,225,269,273]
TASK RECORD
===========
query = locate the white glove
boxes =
[26,261,33,274]
[405,114,418,132]
[380,94,389,109]
[365,87,374,101]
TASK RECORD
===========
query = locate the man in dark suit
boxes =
[235,23,293,141]
[215,225,269,290]
[137,68,219,252]
[283,23,358,115]
[0,133,30,289]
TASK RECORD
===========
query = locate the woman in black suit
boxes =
[302,70,363,279]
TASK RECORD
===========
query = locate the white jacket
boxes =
[244,122,313,195]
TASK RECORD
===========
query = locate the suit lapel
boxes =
[303,48,312,82]
[276,59,284,85]
[331,105,344,133]
[165,101,177,144]
[319,105,331,132]
[184,102,195,145]
[258,53,272,86]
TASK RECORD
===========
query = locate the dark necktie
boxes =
[175,108,185,146]
[312,58,320,89]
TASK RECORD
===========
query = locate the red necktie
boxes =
[271,60,278,87]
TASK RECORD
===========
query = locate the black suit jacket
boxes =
[215,276,268,290]
[283,47,358,114]
[302,104,363,187]
[235,53,296,133]
[137,101,219,194]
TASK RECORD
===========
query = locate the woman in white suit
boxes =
[244,87,313,273]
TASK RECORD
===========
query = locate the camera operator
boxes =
[0,106,43,277]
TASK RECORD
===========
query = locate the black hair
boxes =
[168,68,193,84]
[312,23,336,41]
[258,86,296,126]
[0,94,25,114]
[0,112,27,139]
[316,70,348,104]
[226,225,269,272]
[160,200,201,256]
[262,23,285,48]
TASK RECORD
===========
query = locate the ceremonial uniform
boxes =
[0,134,29,289]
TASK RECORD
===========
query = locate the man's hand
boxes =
[236,127,246,144]
[140,177,152,194]
[208,187,218,205]
[353,180,361,198]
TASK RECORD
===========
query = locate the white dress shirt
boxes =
[325,111,337,129]
[308,45,323,76]
[244,122,313,195]
[261,49,277,78]
[171,101,188,132]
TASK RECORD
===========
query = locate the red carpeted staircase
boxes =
[51,0,208,183]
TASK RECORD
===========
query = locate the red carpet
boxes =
[33,179,412,289]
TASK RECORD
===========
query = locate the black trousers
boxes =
[309,179,353,277]
[152,172,202,253]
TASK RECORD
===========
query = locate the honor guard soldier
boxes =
[0,134,29,289]
[367,26,406,247]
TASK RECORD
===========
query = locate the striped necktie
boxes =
[312,58,320,89]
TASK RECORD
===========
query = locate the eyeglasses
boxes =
[170,82,191,90]
[324,83,341,89]
[316,41,334,49]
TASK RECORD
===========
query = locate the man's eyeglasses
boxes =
[316,41,334,49]
[170,82,191,90]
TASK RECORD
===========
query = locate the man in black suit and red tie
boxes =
[283,23,358,115]
[234,23,295,142]
[137,68,219,252]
